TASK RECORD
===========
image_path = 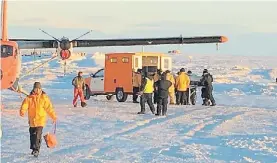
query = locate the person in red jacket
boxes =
[72,71,87,107]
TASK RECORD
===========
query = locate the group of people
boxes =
[18,68,215,157]
[133,68,216,116]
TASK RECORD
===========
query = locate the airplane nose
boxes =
[60,40,71,50]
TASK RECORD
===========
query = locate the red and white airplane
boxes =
[0,0,228,95]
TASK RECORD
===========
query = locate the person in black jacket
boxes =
[187,70,196,105]
[154,73,172,116]
[200,69,216,106]
[153,69,162,104]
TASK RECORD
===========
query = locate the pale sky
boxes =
[3,0,277,56]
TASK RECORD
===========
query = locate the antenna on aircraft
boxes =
[71,30,93,42]
[39,28,93,43]
[39,28,60,42]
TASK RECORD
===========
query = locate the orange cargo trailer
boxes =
[84,52,172,102]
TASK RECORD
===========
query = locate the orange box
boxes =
[84,52,172,102]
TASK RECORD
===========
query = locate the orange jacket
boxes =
[20,91,57,127]
[132,72,142,87]
[175,72,190,91]
[166,72,175,93]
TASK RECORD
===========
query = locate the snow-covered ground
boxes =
[1,52,277,163]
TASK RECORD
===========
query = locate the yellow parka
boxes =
[166,73,175,93]
[20,92,57,127]
[175,72,190,91]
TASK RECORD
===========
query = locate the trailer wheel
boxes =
[115,88,128,102]
[106,95,114,101]
[84,85,90,100]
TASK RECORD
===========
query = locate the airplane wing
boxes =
[73,36,227,47]
[10,36,227,49]
[9,39,56,49]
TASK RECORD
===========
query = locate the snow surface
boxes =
[1,52,277,163]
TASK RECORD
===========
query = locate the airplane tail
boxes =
[1,0,8,41]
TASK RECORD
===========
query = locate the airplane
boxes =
[0,0,228,95]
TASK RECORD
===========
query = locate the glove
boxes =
[20,111,24,117]
[137,91,143,95]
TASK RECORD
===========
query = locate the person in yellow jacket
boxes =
[164,70,176,104]
[137,72,155,114]
[175,68,190,105]
[132,69,142,103]
[20,82,57,157]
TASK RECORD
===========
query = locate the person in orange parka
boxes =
[175,68,190,105]
[164,70,176,104]
[20,82,57,157]
[72,71,87,107]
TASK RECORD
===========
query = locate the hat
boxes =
[203,69,208,73]
[188,70,192,74]
[33,82,41,89]
[78,71,83,76]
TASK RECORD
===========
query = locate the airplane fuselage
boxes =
[0,40,21,90]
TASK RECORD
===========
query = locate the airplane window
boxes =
[1,45,13,58]
[94,69,104,77]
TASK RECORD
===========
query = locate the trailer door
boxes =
[161,57,172,71]
[133,55,142,71]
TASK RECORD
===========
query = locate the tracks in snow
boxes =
[53,107,208,156]
[50,106,276,162]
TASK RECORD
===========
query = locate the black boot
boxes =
[150,108,155,114]
[137,111,145,114]
[156,105,161,116]
[33,150,39,157]
[202,99,209,106]
[81,102,87,107]
[202,100,205,105]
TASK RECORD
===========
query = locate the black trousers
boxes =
[201,86,215,104]
[29,127,43,151]
[132,87,139,102]
[157,97,168,115]
[187,88,196,105]
[153,91,158,104]
[140,93,155,114]
[176,91,188,105]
